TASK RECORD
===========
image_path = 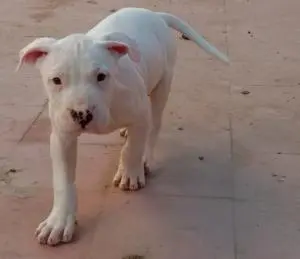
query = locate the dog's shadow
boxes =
[143,138,232,197]
[63,134,231,248]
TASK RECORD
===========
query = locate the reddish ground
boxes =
[1,0,300,258]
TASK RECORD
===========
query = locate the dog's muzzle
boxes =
[69,109,93,129]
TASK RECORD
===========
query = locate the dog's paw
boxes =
[119,128,128,138]
[35,211,76,246]
[113,166,146,191]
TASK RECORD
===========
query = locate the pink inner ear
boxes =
[107,43,140,63]
[107,44,128,55]
[22,50,47,64]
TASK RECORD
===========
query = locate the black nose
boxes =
[70,109,93,129]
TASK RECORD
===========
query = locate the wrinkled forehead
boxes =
[43,34,111,76]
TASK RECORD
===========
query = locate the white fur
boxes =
[17,7,228,246]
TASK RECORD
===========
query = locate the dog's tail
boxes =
[156,12,229,64]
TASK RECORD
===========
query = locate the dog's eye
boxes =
[97,73,106,82]
[52,77,62,85]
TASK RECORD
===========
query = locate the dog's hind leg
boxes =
[119,127,128,138]
[144,70,173,172]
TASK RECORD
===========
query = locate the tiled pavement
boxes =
[1,0,300,258]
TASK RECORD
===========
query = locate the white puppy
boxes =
[17,7,228,246]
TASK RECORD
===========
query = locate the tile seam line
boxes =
[222,0,237,258]
[18,99,48,143]
[229,113,238,259]
[109,191,246,202]
[223,0,230,58]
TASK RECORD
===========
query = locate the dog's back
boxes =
[87,8,177,91]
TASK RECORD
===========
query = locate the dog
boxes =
[17,7,228,246]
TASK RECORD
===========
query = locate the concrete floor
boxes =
[1,0,300,258]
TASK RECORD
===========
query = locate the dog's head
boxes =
[17,33,140,133]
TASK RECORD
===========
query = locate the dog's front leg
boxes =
[113,113,150,191]
[36,130,77,246]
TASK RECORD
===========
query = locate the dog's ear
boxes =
[16,37,57,71]
[101,32,140,62]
